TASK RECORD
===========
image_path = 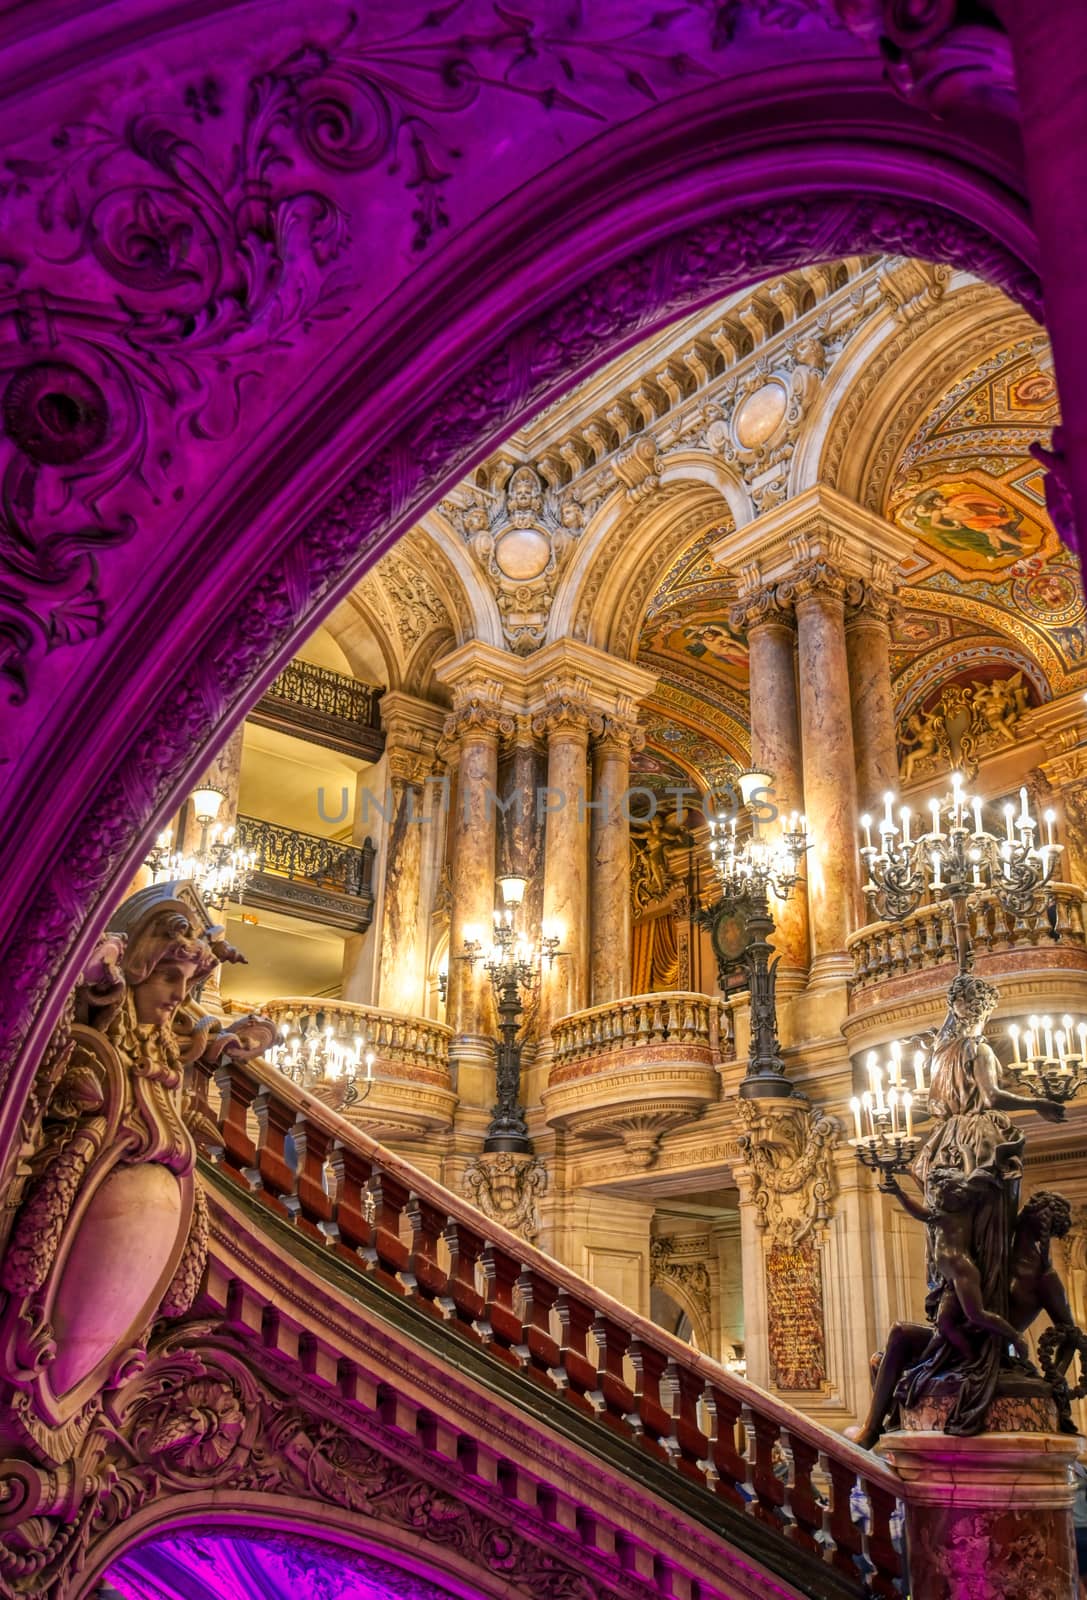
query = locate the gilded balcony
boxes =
[250,659,385,761]
[234,815,376,932]
[542,992,726,1169]
[246,996,456,1140]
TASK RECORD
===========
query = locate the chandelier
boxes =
[268,1017,375,1107]
[1005,1012,1087,1102]
[707,770,810,900]
[463,874,561,991]
[850,1039,931,1178]
[146,786,255,911]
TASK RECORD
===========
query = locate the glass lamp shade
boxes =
[737,769,773,807]
[496,873,528,908]
[190,785,226,825]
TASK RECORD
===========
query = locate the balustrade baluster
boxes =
[553,1289,598,1409]
[782,1430,822,1557]
[404,1194,449,1312]
[663,1360,708,1484]
[251,1087,295,1214]
[213,1061,261,1181]
[701,1382,747,1509]
[290,1112,334,1237]
[822,1455,865,1584]
[328,1142,374,1256]
[591,1313,634,1432]
[863,1478,904,1597]
[367,1171,410,1282]
[743,1405,786,1527]
[627,1338,671,1455]
[517,1267,560,1378]
[478,1241,524,1362]
[440,1217,486,1330]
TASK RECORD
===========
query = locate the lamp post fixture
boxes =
[701,769,810,1100]
[145,786,255,912]
[462,873,560,1154]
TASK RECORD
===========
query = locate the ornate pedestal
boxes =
[879,1417,1081,1600]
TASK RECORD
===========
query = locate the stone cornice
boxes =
[713,484,916,598]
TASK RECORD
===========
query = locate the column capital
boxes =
[780,558,849,608]
[442,679,516,744]
[729,580,796,635]
[595,699,646,755]
[531,675,603,740]
[714,484,915,596]
[844,575,896,628]
[380,691,446,785]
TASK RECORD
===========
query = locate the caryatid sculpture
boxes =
[0,884,273,1470]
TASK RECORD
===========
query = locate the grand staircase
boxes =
[98,1051,910,1600]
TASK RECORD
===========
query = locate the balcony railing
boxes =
[234,815,376,932]
[849,882,1087,995]
[544,993,728,1167]
[251,659,384,761]
[551,991,729,1077]
[188,1047,905,1596]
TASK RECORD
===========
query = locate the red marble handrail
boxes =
[191,1051,904,1596]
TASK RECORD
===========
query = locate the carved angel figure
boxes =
[630,811,692,909]
[971,672,1028,746]
[899,706,942,782]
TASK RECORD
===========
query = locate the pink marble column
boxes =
[590,713,641,1005]
[534,687,595,1045]
[444,701,508,1045]
[735,586,809,988]
[788,563,859,986]
[845,582,899,816]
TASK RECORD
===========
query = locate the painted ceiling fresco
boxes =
[886,334,1087,710]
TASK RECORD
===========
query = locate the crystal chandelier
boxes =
[707,770,810,900]
[146,786,255,911]
[268,1017,375,1107]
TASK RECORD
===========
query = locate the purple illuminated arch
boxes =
[0,1,1041,1186]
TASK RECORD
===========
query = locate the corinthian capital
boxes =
[442,679,516,743]
[532,675,603,739]
[780,559,848,607]
[596,705,645,755]
[844,576,896,628]
[729,580,794,635]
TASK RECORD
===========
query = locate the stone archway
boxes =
[0,2,1042,1192]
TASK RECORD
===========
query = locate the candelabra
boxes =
[146,785,255,912]
[859,772,1060,972]
[269,1021,375,1108]
[701,769,811,1099]
[462,874,560,1153]
[1005,1013,1087,1103]
[849,1038,931,1182]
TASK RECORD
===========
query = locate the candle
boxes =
[861,814,873,851]
[1056,1031,1070,1074]
[883,791,895,830]
[1004,803,1014,844]
[873,1067,886,1116]
[904,1091,914,1140]
[1019,786,1031,831]
[365,1050,375,1081]
[888,1088,899,1136]
[971,859,982,887]
[930,798,942,840]
[899,807,910,848]
[867,1051,880,1095]
[972,796,983,837]
[1044,1017,1055,1061]
[1024,1029,1036,1068]
[1078,1022,1087,1065]
[1045,809,1057,848]
[890,1039,903,1089]
[913,1050,925,1093]
[851,1096,863,1143]
[861,1091,873,1139]
[1009,1024,1021,1065]
[931,852,943,891]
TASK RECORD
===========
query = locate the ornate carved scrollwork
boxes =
[737,1098,838,1248]
[462,1152,547,1242]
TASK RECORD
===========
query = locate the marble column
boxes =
[844,581,899,816]
[444,691,511,1051]
[376,695,445,1017]
[589,710,641,1005]
[534,683,595,1050]
[788,562,860,987]
[734,585,809,988]
[1039,746,1087,889]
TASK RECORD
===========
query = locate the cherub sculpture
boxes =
[971,672,1027,747]
[630,810,693,910]
[899,707,942,782]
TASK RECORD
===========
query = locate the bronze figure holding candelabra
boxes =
[848,776,1087,1442]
